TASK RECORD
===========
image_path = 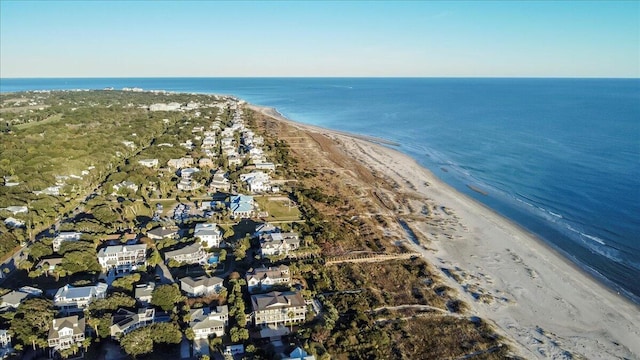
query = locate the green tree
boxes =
[120,327,153,358]
[89,292,136,312]
[10,298,56,349]
[111,273,141,293]
[28,241,52,261]
[151,284,183,312]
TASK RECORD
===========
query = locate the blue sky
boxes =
[0,1,638,77]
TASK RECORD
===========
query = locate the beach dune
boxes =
[251,104,640,359]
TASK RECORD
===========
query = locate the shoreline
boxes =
[250,103,637,305]
[249,103,640,359]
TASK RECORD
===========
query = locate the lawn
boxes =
[254,196,301,220]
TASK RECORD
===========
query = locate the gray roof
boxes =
[147,227,177,238]
[98,244,146,256]
[189,306,228,330]
[48,315,85,339]
[1,291,29,307]
[251,291,305,312]
[181,275,223,288]
[164,242,203,258]
[134,283,155,299]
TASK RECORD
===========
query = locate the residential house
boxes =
[138,159,159,168]
[194,223,222,248]
[198,158,215,168]
[282,346,316,360]
[240,171,270,193]
[53,283,108,313]
[147,227,178,241]
[254,162,276,172]
[227,154,242,167]
[251,291,306,327]
[254,222,278,238]
[177,167,202,191]
[134,283,155,305]
[97,244,147,273]
[0,291,29,310]
[246,265,291,294]
[1,206,28,215]
[201,136,216,149]
[3,217,24,228]
[52,231,83,252]
[110,308,156,338]
[180,276,224,297]
[259,232,301,258]
[189,306,229,339]
[209,170,230,192]
[36,257,64,275]
[47,315,85,351]
[164,243,207,265]
[229,194,254,219]
[167,157,194,169]
[112,181,138,194]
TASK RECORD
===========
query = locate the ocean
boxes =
[1,77,639,302]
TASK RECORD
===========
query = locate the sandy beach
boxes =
[250,104,640,359]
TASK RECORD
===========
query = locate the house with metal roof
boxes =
[53,283,108,314]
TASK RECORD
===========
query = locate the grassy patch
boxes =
[254,195,301,220]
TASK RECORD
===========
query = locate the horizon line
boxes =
[1,76,639,80]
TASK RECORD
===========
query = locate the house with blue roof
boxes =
[229,194,254,218]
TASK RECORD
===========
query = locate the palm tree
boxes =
[287,311,295,332]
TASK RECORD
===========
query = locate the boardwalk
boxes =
[324,252,420,265]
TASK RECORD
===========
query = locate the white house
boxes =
[52,231,83,252]
[240,171,270,193]
[189,306,229,339]
[246,265,291,293]
[194,223,222,248]
[259,232,301,258]
[138,159,159,168]
[180,275,224,297]
[113,181,138,194]
[97,244,147,273]
[54,283,108,313]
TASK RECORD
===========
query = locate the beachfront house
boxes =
[251,291,306,327]
[194,223,222,248]
[180,275,224,297]
[97,244,147,273]
[259,232,300,258]
[240,171,270,193]
[189,306,229,339]
[246,265,291,293]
